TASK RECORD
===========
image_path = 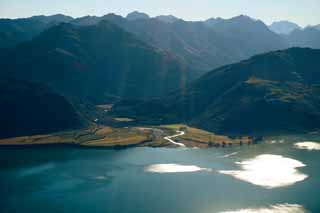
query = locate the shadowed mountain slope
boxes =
[1,21,191,103]
[114,48,320,134]
[0,14,74,49]
[286,28,320,49]
[0,78,82,138]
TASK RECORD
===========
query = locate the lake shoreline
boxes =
[0,124,259,149]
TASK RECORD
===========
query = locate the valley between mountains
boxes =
[0,12,320,148]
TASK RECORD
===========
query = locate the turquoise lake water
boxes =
[0,135,319,213]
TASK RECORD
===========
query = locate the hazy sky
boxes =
[0,0,319,27]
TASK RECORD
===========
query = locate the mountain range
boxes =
[69,13,288,72]
[1,12,319,73]
[0,12,320,138]
[1,21,191,102]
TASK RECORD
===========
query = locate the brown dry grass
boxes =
[113,117,135,122]
[245,77,277,85]
[0,124,253,148]
[160,124,252,147]
[0,126,148,147]
[95,127,113,135]
[83,135,147,147]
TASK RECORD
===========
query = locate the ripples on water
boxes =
[19,163,55,177]
[219,154,308,188]
[294,141,320,150]
[220,203,306,213]
[145,164,211,173]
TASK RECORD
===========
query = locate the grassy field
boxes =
[81,128,149,147]
[0,124,254,148]
[0,126,153,147]
[113,117,135,122]
[159,124,253,147]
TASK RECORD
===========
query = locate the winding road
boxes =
[164,131,186,147]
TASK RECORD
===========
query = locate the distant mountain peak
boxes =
[232,15,255,21]
[155,15,179,23]
[207,15,260,27]
[126,11,150,21]
[102,13,121,18]
[31,14,74,23]
[269,21,301,35]
[205,15,261,29]
[204,17,224,26]
[306,24,320,31]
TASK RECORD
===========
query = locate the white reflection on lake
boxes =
[294,141,320,150]
[267,139,285,144]
[220,152,239,158]
[220,203,306,213]
[95,176,108,180]
[145,164,211,173]
[219,154,308,188]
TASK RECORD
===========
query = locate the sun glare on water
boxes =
[220,203,306,213]
[294,141,320,150]
[145,164,211,173]
[219,154,308,188]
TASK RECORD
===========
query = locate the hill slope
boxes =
[0,15,73,49]
[0,18,47,48]
[115,48,320,134]
[0,78,81,138]
[1,21,191,102]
